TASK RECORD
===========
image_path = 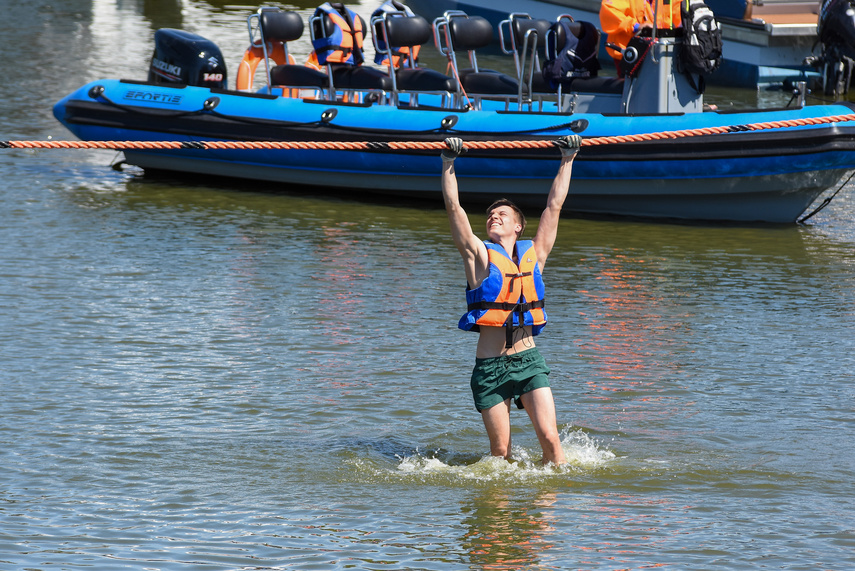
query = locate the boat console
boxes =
[617,36,704,115]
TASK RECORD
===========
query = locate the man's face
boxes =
[486,206,521,239]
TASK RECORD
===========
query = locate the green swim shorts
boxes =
[470,347,551,412]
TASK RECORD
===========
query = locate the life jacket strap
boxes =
[315,43,354,57]
[505,271,532,293]
[467,299,546,349]
[467,299,545,312]
[505,318,515,349]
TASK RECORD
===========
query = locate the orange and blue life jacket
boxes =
[311,2,365,65]
[459,240,547,347]
[371,0,421,68]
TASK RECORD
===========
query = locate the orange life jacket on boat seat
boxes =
[236,8,329,98]
[309,2,393,96]
[371,0,421,68]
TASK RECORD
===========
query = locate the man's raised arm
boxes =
[441,138,488,287]
[533,135,582,268]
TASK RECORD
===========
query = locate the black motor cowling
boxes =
[805,0,855,97]
[819,0,855,59]
[148,28,227,89]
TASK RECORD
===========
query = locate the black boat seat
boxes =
[329,64,395,91]
[460,72,519,95]
[498,13,562,110]
[261,9,303,43]
[551,19,599,54]
[256,9,331,95]
[269,64,329,88]
[447,15,519,97]
[384,15,457,93]
[529,74,553,94]
[372,11,457,105]
[448,14,494,51]
[382,11,430,50]
[512,17,552,51]
[311,6,391,96]
[541,16,610,105]
[545,18,602,83]
[394,67,457,92]
[509,17,554,95]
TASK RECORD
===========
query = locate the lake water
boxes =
[2,1,855,569]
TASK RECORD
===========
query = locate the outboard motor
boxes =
[819,0,855,56]
[807,0,855,97]
[148,28,227,89]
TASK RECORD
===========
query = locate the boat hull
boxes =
[124,150,844,222]
[54,80,855,223]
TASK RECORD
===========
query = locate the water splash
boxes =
[346,428,616,485]
[559,427,617,467]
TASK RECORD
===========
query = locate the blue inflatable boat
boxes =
[53,6,855,223]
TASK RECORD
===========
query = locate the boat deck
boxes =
[745,1,819,32]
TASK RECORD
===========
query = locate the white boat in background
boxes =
[404,0,822,87]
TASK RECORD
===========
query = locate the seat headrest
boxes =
[260,10,304,43]
[551,20,599,51]
[512,18,551,48]
[384,15,431,47]
[448,16,493,51]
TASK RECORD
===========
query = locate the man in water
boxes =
[440,135,581,466]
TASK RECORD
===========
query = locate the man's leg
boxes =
[480,399,513,459]
[520,387,565,465]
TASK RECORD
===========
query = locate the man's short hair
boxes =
[486,199,526,238]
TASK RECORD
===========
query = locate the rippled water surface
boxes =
[2,1,855,569]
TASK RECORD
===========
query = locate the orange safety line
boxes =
[445,59,473,110]
[4,113,855,151]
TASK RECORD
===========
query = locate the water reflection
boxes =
[462,489,559,570]
[570,492,677,567]
[461,488,703,568]
[577,251,689,391]
[124,0,183,30]
[305,222,373,404]
[542,221,847,439]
